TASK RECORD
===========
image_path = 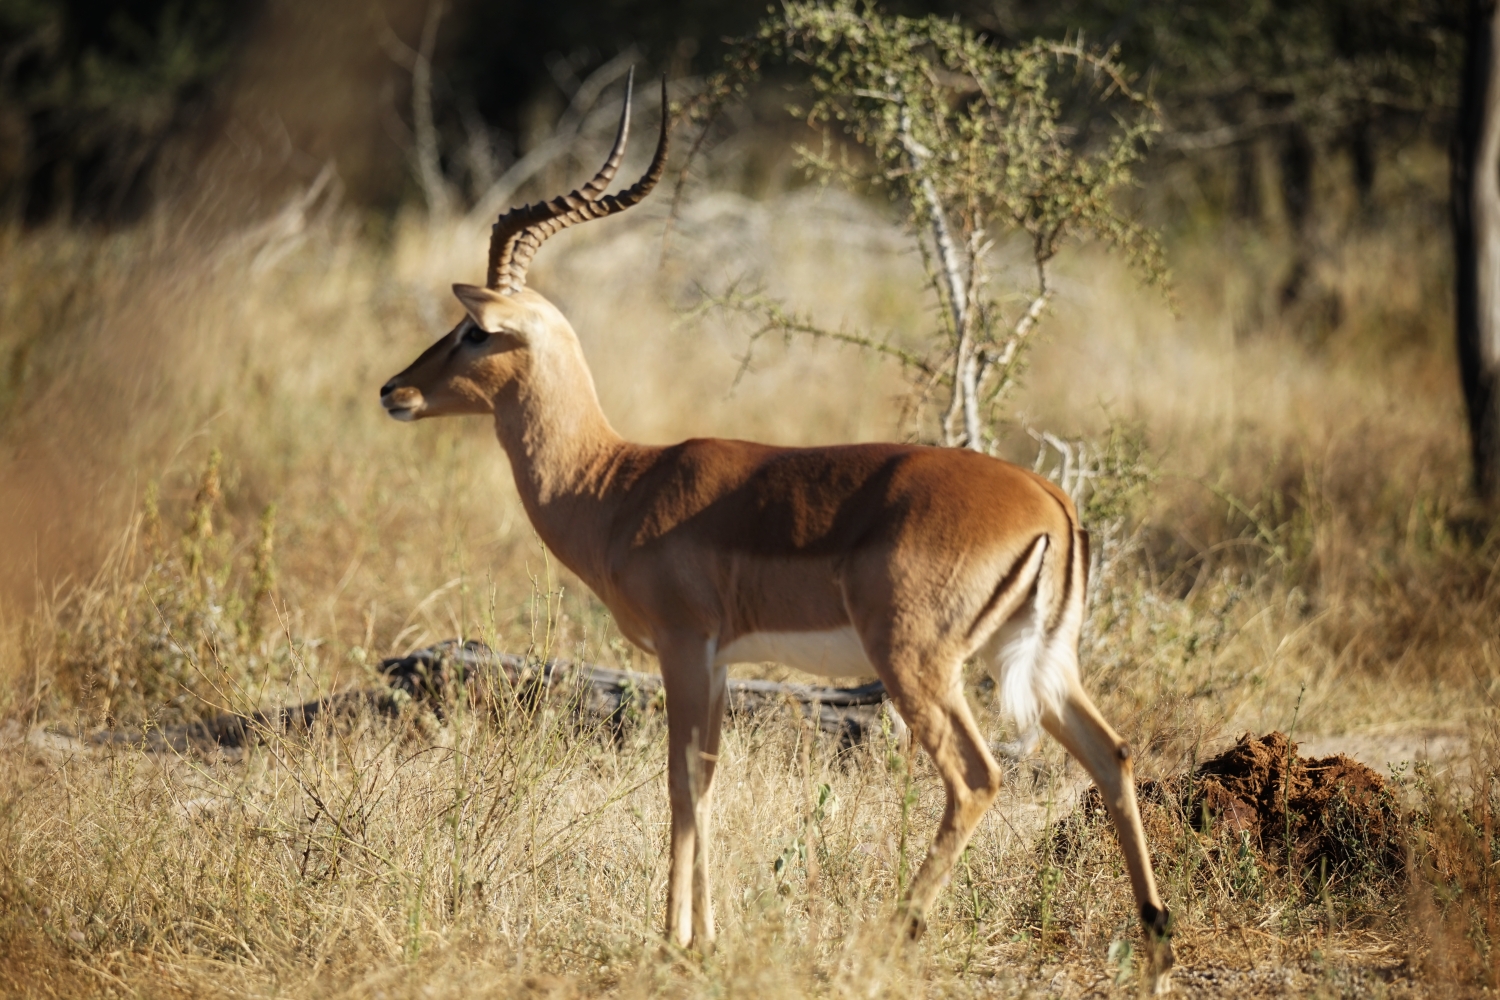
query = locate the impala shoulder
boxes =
[658,437,780,478]
[613,439,757,540]
[683,435,779,458]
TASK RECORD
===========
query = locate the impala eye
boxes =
[463,325,490,345]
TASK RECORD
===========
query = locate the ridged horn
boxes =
[486,72,669,294]
[578,65,635,201]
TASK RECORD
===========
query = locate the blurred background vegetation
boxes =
[0,0,1461,224]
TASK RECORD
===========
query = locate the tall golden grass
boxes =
[1,134,1497,995]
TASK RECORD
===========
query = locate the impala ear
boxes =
[452,283,522,336]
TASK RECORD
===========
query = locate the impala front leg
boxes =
[657,632,728,951]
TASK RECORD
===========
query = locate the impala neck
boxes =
[491,332,628,578]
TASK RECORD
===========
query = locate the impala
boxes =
[380,74,1173,991]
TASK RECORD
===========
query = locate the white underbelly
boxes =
[714,627,874,678]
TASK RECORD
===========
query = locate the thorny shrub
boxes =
[693,0,1165,451]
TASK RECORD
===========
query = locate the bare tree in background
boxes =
[379,2,649,231]
[697,1,1165,456]
[1455,0,1500,509]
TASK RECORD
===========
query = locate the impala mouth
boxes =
[384,405,417,422]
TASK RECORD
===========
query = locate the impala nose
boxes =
[381,383,422,421]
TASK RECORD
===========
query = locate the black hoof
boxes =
[1140,902,1175,985]
[1140,902,1172,939]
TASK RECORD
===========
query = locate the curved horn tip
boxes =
[617,65,635,140]
[659,74,670,140]
[615,66,635,134]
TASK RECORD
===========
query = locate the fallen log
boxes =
[88,640,893,753]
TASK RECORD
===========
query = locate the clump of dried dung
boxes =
[1057,731,1406,892]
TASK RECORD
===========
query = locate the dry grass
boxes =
[1,138,1498,996]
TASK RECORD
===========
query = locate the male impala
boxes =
[381,75,1173,990]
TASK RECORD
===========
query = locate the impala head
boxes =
[380,70,668,422]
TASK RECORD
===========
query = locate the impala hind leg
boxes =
[1040,676,1174,993]
[884,671,1004,938]
[657,634,728,951]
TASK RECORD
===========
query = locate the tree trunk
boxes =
[1454,0,1500,508]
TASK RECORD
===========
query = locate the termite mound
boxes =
[1058,731,1406,892]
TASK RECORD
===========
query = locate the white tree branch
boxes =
[410,2,450,220]
[379,1,451,220]
[977,259,1052,403]
[894,93,980,450]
